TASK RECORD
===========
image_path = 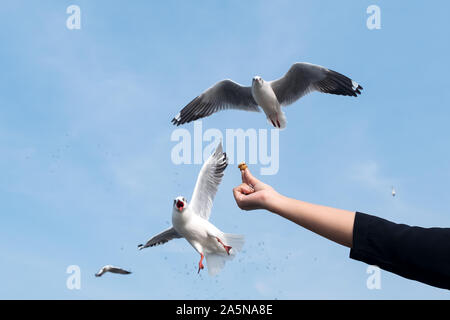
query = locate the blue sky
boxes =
[1,0,450,299]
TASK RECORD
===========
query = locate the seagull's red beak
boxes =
[176,200,184,212]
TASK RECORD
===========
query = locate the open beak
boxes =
[176,200,184,212]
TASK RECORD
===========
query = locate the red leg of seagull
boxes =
[198,253,204,273]
[276,118,281,128]
[216,237,232,255]
[270,119,276,127]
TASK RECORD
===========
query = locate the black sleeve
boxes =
[350,211,450,290]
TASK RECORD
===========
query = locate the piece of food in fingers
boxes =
[238,162,248,171]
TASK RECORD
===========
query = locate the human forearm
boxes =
[234,167,356,248]
[233,167,450,290]
[267,194,355,248]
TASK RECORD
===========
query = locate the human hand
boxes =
[233,167,280,211]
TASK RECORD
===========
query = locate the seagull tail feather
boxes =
[267,111,287,129]
[277,111,287,129]
[223,233,245,254]
[205,233,245,276]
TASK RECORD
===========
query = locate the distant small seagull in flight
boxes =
[95,265,132,277]
[172,62,363,129]
[138,142,244,276]
[392,186,396,197]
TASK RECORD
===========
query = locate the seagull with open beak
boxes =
[138,142,245,276]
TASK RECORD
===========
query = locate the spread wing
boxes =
[95,267,107,277]
[95,265,131,277]
[172,79,260,126]
[138,227,182,250]
[189,142,228,220]
[270,62,363,106]
[108,266,132,275]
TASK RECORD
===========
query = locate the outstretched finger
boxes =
[243,168,260,187]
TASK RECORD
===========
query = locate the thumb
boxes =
[243,168,260,187]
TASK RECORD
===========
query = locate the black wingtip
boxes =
[356,85,363,94]
[171,118,183,126]
[354,85,363,97]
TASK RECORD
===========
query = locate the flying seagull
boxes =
[172,62,363,129]
[95,265,132,277]
[138,142,244,276]
[392,186,396,197]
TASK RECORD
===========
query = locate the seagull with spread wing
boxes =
[95,265,132,277]
[172,62,363,129]
[138,142,244,276]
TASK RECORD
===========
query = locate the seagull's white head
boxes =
[252,76,263,86]
[173,196,187,213]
